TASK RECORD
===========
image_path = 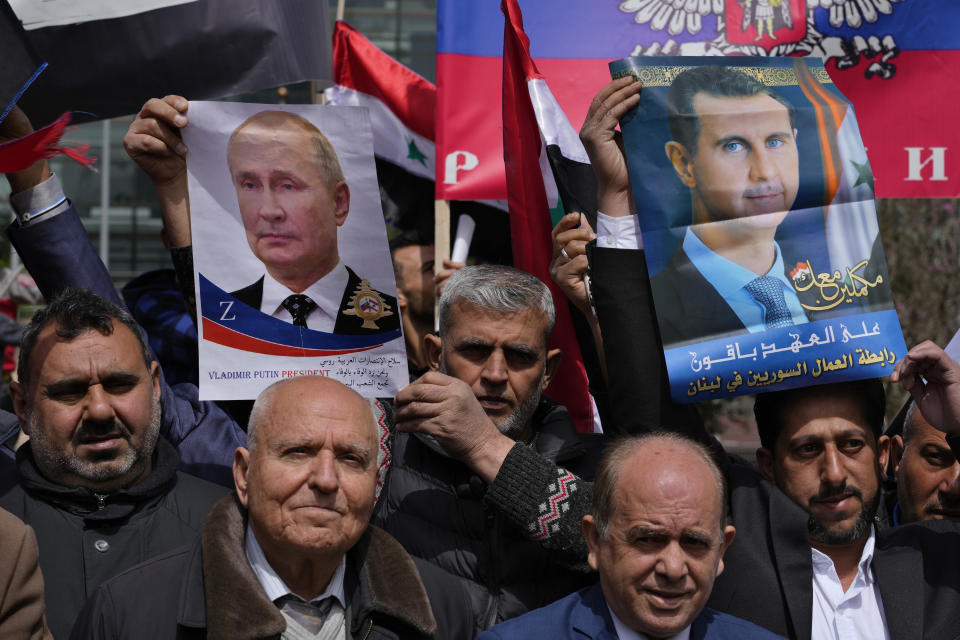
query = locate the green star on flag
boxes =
[407,139,427,167]
[851,159,874,194]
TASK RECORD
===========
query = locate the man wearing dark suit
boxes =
[226,110,397,334]
[652,65,807,348]
[563,78,960,639]
[477,434,783,640]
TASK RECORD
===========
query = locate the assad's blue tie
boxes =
[744,276,794,329]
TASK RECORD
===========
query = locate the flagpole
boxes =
[336,0,345,21]
[434,199,450,331]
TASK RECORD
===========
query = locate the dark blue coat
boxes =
[477,583,785,640]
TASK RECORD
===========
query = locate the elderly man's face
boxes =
[760,394,888,546]
[895,408,960,523]
[228,122,348,280]
[435,301,552,438]
[235,379,377,563]
[13,323,162,492]
[670,92,798,230]
[584,442,734,637]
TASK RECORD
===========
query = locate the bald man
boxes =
[71,376,471,639]
[479,433,781,640]
[226,111,398,334]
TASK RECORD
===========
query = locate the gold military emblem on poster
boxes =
[343,280,393,330]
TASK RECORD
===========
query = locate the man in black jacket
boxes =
[374,264,601,634]
[71,375,472,640]
[0,289,227,638]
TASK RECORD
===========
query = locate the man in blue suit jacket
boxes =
[478,434,783,640]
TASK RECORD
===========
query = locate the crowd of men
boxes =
[0,73,959,640]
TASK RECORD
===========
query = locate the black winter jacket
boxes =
[0,437,226,637]
[373,399,601,634]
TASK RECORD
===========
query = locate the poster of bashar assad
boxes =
[183,102,406,400]
[609,56,907,402]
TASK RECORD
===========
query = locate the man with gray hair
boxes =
[374,264,602,634]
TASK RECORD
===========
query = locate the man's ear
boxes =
[542,348,563,390]
[877,434,891,476]
[582,515,601,572]
[150,361,162,401]
[424,334,443,372]
[665,141,696,188]
[756,447,775,483]
[396,288,408,312]
[10,381,28,433]
[891,435,905,474]
[233,447,252,506]
[333,181,350,227]
[716,524,737,577]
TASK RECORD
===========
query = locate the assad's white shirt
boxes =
[810,526,889,640]
[607,604,691,640]
[244,523,346,608]
[260,260,349,332]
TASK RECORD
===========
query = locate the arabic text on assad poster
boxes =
[184,102,407,400]
[610,56,907,402]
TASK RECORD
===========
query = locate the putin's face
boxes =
[228,120,349,284]
[667,92,799,230]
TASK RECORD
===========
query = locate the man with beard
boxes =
[0,289,226,637]
[373,265,601,635]
[889,360,960,524]
[555,77,933,638]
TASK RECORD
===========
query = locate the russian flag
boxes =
[438,0,960,199]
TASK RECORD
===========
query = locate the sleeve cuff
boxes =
[9,173,70,226]
[595,211,643,250]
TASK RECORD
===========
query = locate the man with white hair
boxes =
[374,264,602,634]
[71,376,471,639]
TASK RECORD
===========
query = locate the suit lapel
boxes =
[569,584,619,640]
[669,248,748,342]
[872,542,923,640]
[767,488,814,640]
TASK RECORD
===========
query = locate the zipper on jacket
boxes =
[359,618,373,640]
[482,507,502,629]
[95,494,107,510]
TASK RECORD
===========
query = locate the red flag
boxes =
[501,0,594,433]
[0,111,96,174]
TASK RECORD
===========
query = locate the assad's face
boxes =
[679,93,799,229]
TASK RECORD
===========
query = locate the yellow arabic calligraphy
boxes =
[795,259,884,312]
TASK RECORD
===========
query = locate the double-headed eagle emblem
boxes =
[619,0,903,79]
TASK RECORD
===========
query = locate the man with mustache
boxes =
[0,289,227,637]
[889,341,960,525]
[374,265,601,635]
[571,77,960,638]
[652,65,809,347]
[226,110,399,335]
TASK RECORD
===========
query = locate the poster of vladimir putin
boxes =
[610,56,906,402]
[184,102,406,400]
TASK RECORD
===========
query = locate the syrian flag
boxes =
[324,21,436,235]
[794,59,880,280]
[502,0,599,434]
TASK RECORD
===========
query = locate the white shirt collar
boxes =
[810,525,877,588]
[260,260,349,332]
[244,523,346,608]
[607,603,692,640]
